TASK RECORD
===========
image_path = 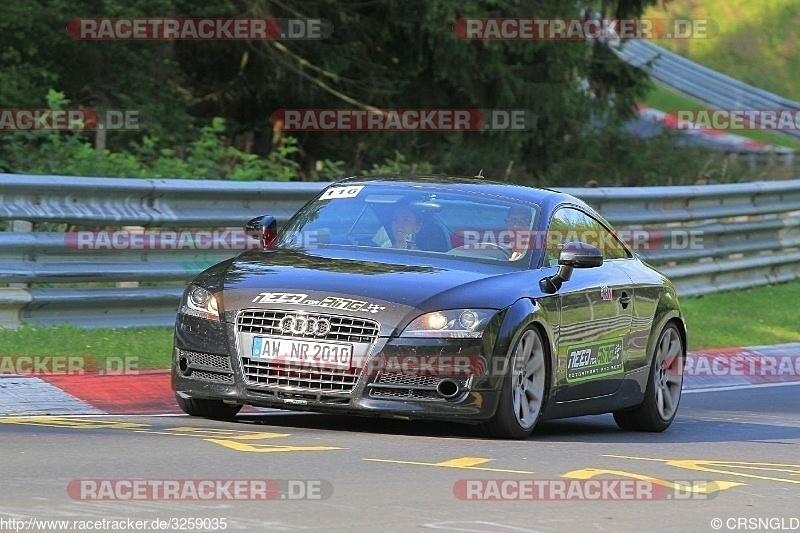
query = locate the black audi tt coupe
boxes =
[172,176,686,438]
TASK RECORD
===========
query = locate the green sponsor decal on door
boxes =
[566,338,624,383]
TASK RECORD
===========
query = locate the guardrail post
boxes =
[116,226,143,288]
[8,220,32,289]
[0,288,33,329]
[0,219,33,328]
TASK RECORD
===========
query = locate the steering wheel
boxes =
[448,242,513,260]
[478,241,513,259]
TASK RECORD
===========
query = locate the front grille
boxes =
[368,373,471,401]
[180,350,232,371]
[237,310,379,344]
[241,357,361,393]
[247,388,351,404]
[178,349,235,383]
[370,388,437,400]
[190,370,235,383]
[373,373,443,388]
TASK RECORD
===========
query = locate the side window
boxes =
[595,219,630,260]
[574,211,629,260]
[544,209,571,267]
[544,207,630,266]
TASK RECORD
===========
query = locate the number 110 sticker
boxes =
[319,186,364,200]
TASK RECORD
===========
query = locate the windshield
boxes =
[277,184,540,265]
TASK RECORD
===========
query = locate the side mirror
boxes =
[558,241,604,269]
[539,242,603,294]
[245,215,278,250]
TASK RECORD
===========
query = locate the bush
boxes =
[0,91,304,181]
[535,130,780,188]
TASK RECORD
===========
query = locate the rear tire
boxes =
[613,323,684,432]
[176,394,242,420]
[483,327,548,439]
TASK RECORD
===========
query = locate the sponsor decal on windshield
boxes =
[251,292,386,314]
[566,338,623,383]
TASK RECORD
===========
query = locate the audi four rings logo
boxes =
[279,315,331,336]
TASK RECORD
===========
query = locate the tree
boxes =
[0,0,656,182]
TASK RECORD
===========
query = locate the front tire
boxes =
[614,323,684,432]
[176,394,242,420]
[483,327,548,439]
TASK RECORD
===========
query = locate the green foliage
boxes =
[0,0,667,182]
[0,0,199,148]
[314,159,347,181]
[7,0,782,187]
[538,130,759,187]
[2,121,302,181]
[646,0,800,101]
[362,152,435,176]
[2,93,304,180]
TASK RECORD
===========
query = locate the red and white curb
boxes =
[636,104,794,154]
[0,375,105,416]
[683,342,800,393]
[1,343,798,416]
[0,371,174,416]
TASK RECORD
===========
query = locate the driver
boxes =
[373,202,424,250]
[390,203,423,249]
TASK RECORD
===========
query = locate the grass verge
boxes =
[680,282,800,350]
[0,325,174,371]
[0,281,798,370]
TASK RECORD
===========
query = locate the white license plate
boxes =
[251,337,353,369]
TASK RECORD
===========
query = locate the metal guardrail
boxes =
[2,174,800,328]
[0,174,322,226]
[0,232,237,284]
[23,286,184,328]
[569,179,800,226]
[617,40,800,139]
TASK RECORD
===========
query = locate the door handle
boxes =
[619,291,631,309]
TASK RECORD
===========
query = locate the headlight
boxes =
[180,285,220,321]
[401,309,495,338]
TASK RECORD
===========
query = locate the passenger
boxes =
[506,205,533,261]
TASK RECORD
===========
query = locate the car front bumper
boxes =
[171,313,502,422]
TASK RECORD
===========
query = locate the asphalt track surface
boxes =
[0,383,798,533]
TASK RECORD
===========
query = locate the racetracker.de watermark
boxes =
[65,229,261,251]
[454,479,724,500]
[270,109,536,131]
[244,353,488,377]
[0,356,139,375]
[451,228,704,253]
[0,109,142,131]
[65,228,705,255]
[67,18,333,40]
[67,479,332,500]
[669,109,800,131]
[683,350,800,380]
[453,18,719,40]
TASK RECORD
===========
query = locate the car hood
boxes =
[196,248,543,334]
